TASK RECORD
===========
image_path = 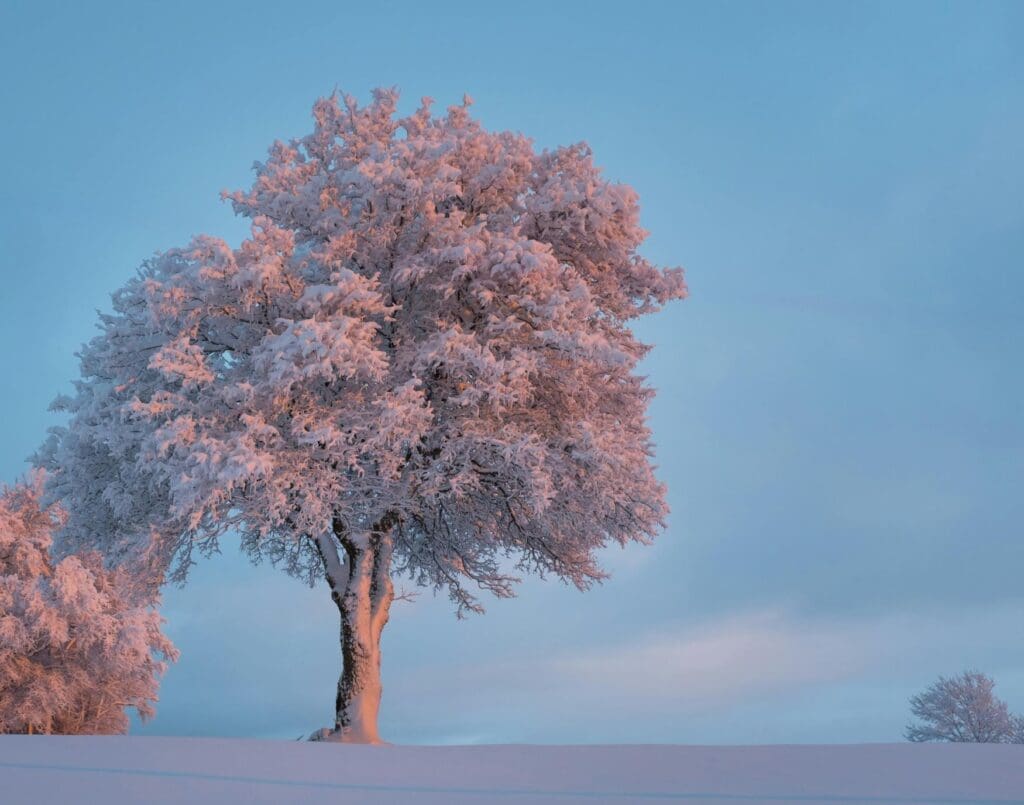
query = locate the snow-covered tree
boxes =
[0,473,177,735]
[905,671,1016,743]
[1012,714,1024,744]
[39,89,686,742]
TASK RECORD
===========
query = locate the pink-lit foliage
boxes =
[39,89,685,742]
[0,474,177,735]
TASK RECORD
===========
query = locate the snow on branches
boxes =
[41,88,685,610]
[0,474,177,735]
[38,89,685,740]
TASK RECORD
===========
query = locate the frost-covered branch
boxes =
[313,530,348,601]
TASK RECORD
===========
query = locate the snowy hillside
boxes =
[1,737,1022,804]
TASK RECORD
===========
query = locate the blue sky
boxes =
[1,0,1021,743]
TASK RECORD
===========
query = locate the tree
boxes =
[905,671,1016,743]
[1012,714,1024,744]
[0,473,177,734]
[39,89,686,743]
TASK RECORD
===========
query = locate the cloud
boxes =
[548,610,871,711]
[386,602,1024,744]
[543,603,1024,713]
[388,608,881,737]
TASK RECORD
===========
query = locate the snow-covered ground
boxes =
[1,737,1022,804]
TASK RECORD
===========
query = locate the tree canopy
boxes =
[39,89,685,740]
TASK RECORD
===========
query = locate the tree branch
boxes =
[313,531,348,601]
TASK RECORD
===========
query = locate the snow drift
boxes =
[1,736,1022,804]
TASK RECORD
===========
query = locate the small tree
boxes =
[905,671,1016,743]
[1012,714,1024,745]
[0,474,177,734]
[39,89,685,742]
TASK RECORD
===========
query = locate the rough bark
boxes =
[317,517,395,744]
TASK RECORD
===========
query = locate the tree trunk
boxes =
[315,521,395,744]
